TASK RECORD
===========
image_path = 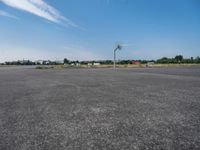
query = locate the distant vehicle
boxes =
[145,62,155,67]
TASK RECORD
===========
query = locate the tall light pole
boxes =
[113,44,122,69]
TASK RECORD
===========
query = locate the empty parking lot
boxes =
[0,67,200,150]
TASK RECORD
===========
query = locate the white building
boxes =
[93,62,100,66]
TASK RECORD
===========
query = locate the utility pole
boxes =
[113,44,122,69]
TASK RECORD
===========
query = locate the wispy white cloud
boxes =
[0,0,78,27]
[0,10,18,19]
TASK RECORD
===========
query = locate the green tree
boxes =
[157,57,169,64]
[64,58,70,64]
[195,56,200,63]
[175,55,183,63]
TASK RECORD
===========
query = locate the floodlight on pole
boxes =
[113,44,122,69]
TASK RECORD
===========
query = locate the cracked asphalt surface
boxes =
[0,67,200,150]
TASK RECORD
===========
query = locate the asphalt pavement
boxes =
[0,67,200,150]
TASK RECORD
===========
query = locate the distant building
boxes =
[35,60,43,65]
[132,61,140,65]
[87,63,93,66]
[19,60,27,64]
[43,60,51,65]
[70,62,80,66]
[93,62,100,66]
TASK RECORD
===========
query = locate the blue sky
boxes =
[0,0,200,62]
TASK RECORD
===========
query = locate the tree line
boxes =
[156,55,200,64]
[1,55,200,65]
